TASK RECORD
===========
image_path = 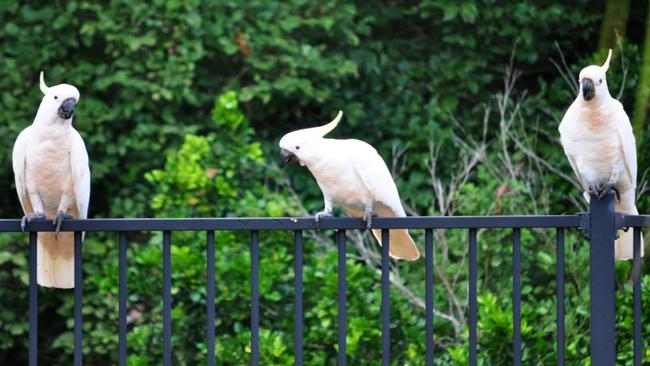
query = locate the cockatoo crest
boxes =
[36,71,81,124]
[279,111,343,165]
[602,48,612,71]
[280,110,342,145]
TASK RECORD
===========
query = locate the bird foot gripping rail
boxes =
[2,192,648,366]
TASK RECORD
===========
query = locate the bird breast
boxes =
[563,114,629,190]
[25,128,74,210]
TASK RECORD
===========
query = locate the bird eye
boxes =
[54,96,58,100]
[599,79,602,84]
[295,146,300,150]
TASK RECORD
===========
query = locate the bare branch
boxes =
[549,41,578,95]
[615,38,628,100]
[507,130,582,190]
[637,168,650,200]
[391,143,409,180]
[349,229,463,330]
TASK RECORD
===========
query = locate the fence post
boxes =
[589,191,616,366]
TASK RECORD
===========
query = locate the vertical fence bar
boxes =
[337,229,347,366]
[556,228,565,366]
[469,229,477,366]
[250,230,260,366]
[381,229,390,366]
[74,231,83,366]
[425,229,434,366]
[294,230,303,366]
[512,228,521,366]
[633,228,642,366]
[29,231,38,366]
[119,232,128,366]
[589,192,616,366]
[163,231,172,366]
[206,231,216,366]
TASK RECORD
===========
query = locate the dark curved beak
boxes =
[582,78,595,101]
[58,98,76,119]
[280,148,298,165]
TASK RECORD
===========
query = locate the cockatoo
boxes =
[559,49,642,260]
[279,111,420,260]
[12,71,90,288]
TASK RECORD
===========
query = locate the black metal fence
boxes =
[3,192,648,366]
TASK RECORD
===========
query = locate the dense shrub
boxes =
[0,1,648,364]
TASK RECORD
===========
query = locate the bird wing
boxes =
[348,140,406,217]
[612,100,637,188]
[565,153,586,192]
[558,104,588,192]
[342,140,420,260]
[69,129,90,219]
[12,127,33,214]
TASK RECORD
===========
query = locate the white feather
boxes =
[348,141,405,216]
[70,130,90,219]
[611,100,637,188]
[12,127,32,213]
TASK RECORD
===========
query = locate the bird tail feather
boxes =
[614,198,644,261]
[344,206,420,260]
[370,228,420,260]
[37,232,75,288]
[615,228,644,260]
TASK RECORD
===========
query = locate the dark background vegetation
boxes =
[1,1,649,364]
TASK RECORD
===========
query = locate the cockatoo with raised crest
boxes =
[279,111,420,260]
[559,49,642,260]
[12,71,90,288]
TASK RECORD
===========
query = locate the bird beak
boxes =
[581,78,595,101]
[280,148,298,165]
[58,98,76,119]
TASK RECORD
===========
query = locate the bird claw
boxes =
[20,212,46,232]
[589,181,621,202]
[362,210,376,229]
[53,211,73,239]
[314,211,333,227]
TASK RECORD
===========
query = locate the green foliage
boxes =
[145,91,268,217]
[0,1,649,365]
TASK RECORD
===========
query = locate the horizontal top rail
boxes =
[623,215,650,228]
[0,215,592,232]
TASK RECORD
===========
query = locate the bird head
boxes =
[279,111,343,166]
[36,71,80,124]
[577,49,612,102]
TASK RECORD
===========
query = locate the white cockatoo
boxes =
[559,49,642,260]
[12,71,90,288]
[279,111,420,260]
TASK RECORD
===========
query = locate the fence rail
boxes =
[5,192,649,366]
[0,215,585,231]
